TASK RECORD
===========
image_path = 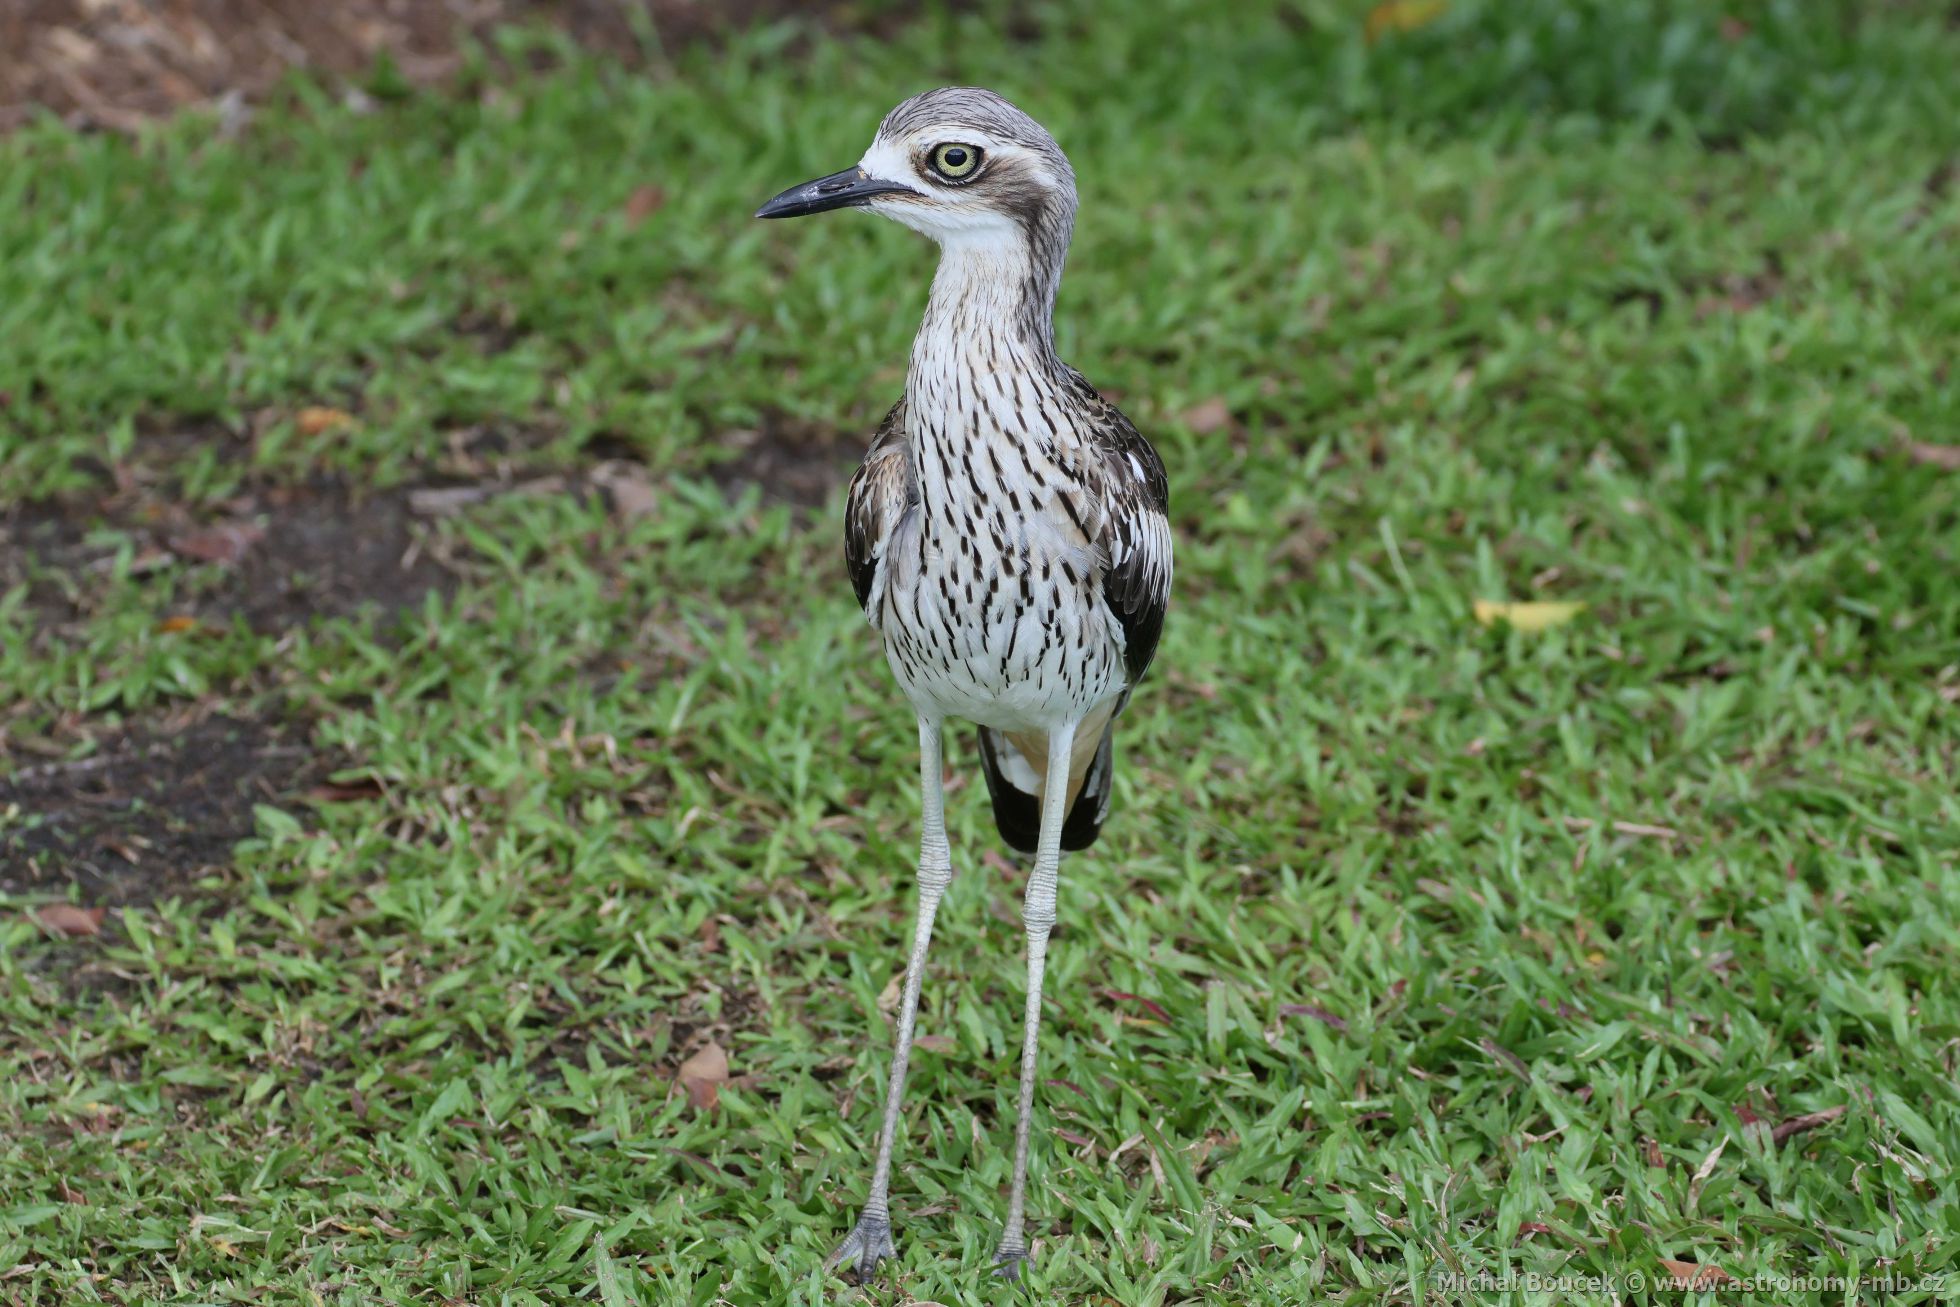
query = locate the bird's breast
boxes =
[874,414,1123,730]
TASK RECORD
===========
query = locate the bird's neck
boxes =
[909,235,1067,398]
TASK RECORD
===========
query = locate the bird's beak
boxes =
[754,167,918,219]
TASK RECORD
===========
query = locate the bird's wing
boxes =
[844,397,915,620]
[1068,372,1172,685]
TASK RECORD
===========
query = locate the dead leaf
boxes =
[590,461,658,521]
[155,615,199,634]
[1479,1036,1530,1079]
[1906,442,1960,471]
[698,916,722,953]
[1687,1136,1727,1211]
[1772,1104,1846,1144]
[57,1179,86,1205]
[1644,1137,1665,1167]
[168,521,265,565]
[1659,1259,1734,1289]
[295,406,355,437]
[675,1042,729,1112]
[304,775,385,803]
[1278,1003,1349,1032]
[1103,990,1172,1023]
[1472,599,1586,632]
[622,184,667,228]
[33,904,105,938]
[1365,0,1448,42]
[1516,1222,1554,1239]
[1178,396,1232,435]
[409,476,565,518]
[912,1035,956,1054]
[877,972,906,1015]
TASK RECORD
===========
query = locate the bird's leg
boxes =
[993,720,1079,1280]
[830,714,953,1283]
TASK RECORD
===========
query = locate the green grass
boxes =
[3,0,1959,1302]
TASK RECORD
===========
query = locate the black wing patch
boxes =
[843,398,914,617]
[1066,371,1172,685]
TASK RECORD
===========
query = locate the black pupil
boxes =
[942,148,968,169]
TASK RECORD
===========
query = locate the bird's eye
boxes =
[929,143,982,181]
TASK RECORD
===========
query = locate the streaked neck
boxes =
[910,233,1066,392]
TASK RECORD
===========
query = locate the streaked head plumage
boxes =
[757,87,1076,249]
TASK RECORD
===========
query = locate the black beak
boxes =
[755,167,918,219]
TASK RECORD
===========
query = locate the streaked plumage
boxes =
[757,85,1171,1281]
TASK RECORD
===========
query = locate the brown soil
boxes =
[1,708,331,906]
[2,475,456,634]
[0,0,944,132]
[706,414,862,509]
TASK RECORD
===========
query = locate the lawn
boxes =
[2,1,1959,1303]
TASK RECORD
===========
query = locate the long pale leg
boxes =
[830,714,954,1282]
[993,720,1079,1278]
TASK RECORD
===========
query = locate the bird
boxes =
[756,87,1172,1281]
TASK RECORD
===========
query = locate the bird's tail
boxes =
[976,706,1119,855]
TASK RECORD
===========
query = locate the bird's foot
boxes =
[992,1243,1031,1281]
[829,1213,897,1283]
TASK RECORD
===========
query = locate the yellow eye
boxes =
[930,143,982,180]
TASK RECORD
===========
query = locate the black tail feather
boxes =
[976,722,1116,855]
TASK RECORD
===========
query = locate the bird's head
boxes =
[756,87,1077,252]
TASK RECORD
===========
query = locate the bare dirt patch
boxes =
[1,0,961,132]
[4,477,456,633]
[1,708,328,905]
[707,415,861,510]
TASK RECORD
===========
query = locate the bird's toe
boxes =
[992,1246,1031,1281]
[829,1215,897,1282]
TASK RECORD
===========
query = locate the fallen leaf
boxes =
[304,775,385,803]
[410,476,565,518]
[1480,1036,1530,1079]
[1645,1137,1665,1167]
[1365,0,1448,42]
[1472,599,1586,632]
[675,1042,729,1112]
[590,461,658,521]
[1660,1259,1734,1289]
[912,1035,956,1054]
[155,615,199,634]
[57,1179,86,1205]
[1103,990,1171,1023]
[33,904,105,938]
[698,916,721,953]
[295,406,355,436]
[1906,442,1960,471]
[168,522,265,566]
[1278,1003,1349,1032]
[1178,396,1232,435]
[1516,1222,1554,1239]
[408,484,494,517]
[877,972,906,1015]
[1687,1136,1727,1212]
[1772,1104,1846,1144]
[622,184,667,228]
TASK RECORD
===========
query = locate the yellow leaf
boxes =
[1365,0,1448,43]
[1472,599,1586,632]
[295,406,354,436]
